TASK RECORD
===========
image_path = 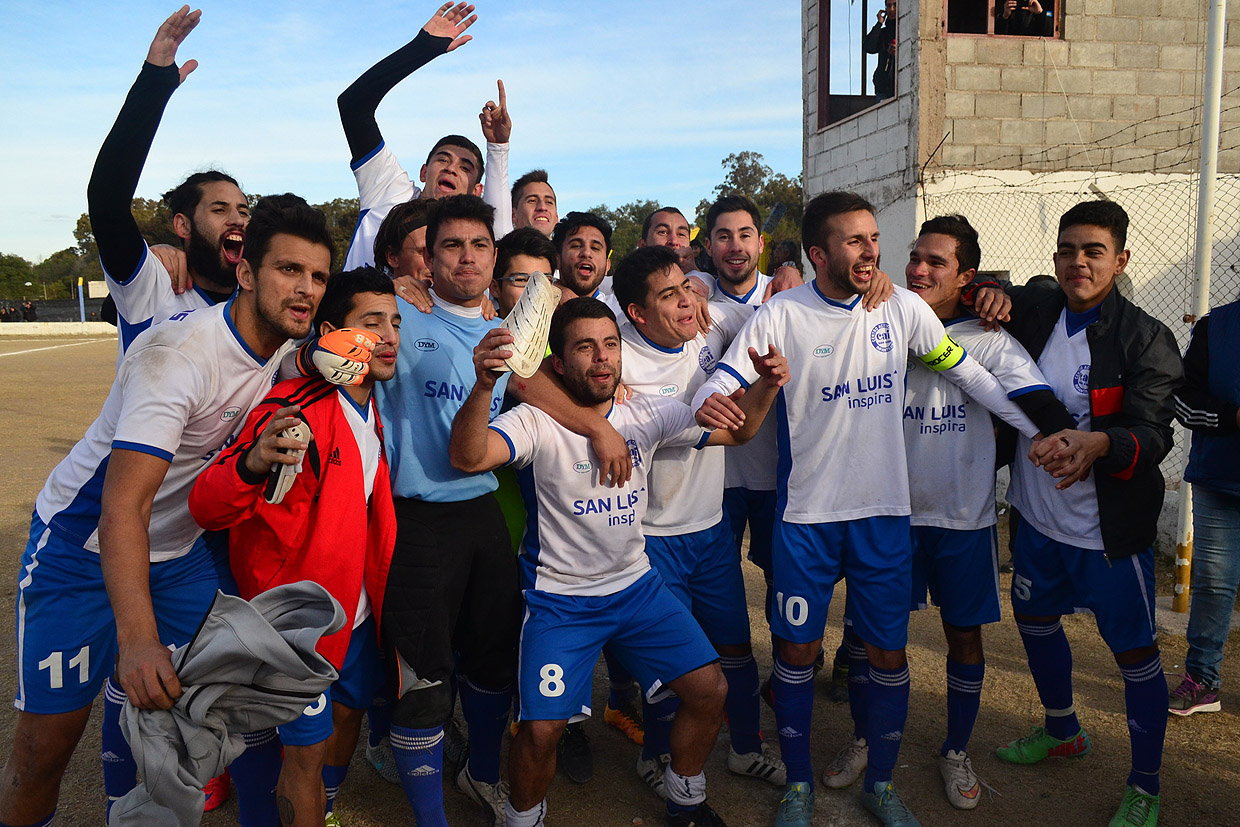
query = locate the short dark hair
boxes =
[918,214,981,275]
[1059,200,1129,250]
[548,297,618,358]
[241,193,334,271]
[553,212,613,254]
[373,199,431,275]
[162,170,243,219]
[314,266,395,330]
[512,169,551,204]
[426,135,485,184]
[425,194,496,250]
[495,227,558,279]
[611,246,680,323]
[705,195,761,237]
[640,206,687,241]
[802,191,875,259]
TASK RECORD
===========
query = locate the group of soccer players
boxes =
[0,4,1189,827]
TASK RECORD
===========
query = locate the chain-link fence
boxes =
[921,170,1240,485]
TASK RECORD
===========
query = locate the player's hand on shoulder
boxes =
[297,328,378,386]
[245,405,312,478]
[150,244,190,294]
[692,291,712,335]
[424,2,477,51]
[765,266,803,301]
[479,79,511,144]
[118,636,182,710]
[393,275,434,313]
[696,389,747,431]
[473,328,514,388]
[749,344,789,388]
[147,5,201,84]
[589,424,632,489]
[613,381,633,405]
[861,267,894,310]
[969,286,1012,328]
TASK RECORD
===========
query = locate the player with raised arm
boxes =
[993,201,1182,827]
[449,297,789,827]
[338,2,513,274]
[87,6,247,365]
[610,246,786,795]
[0,196,335,827]
[691,191,1041,827]
[899,215,1074,811]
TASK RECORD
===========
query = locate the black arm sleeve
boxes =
[86,61,181,282]
[1012,388,1077,435]
[337,30,451,165]
[863,23,884,54]
[1174,316,1240,433]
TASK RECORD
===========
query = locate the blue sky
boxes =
[0,2,804,261]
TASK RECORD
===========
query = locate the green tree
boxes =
[313,197,360,270]
[32,248,82,300]
[0,253,34,300]
[695,152,803,259]
[73,197,179,283]
[587,199,663,262]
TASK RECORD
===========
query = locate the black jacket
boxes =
[1004,285,1183,559]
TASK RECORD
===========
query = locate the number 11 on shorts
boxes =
[38,646,89,689]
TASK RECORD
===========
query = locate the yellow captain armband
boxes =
[919,334,966,372]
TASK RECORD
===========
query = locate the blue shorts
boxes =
[14,512,233,714]
[645,519,751,647]
[1011,520,1157,654]
[910,525,1001,627]
[518,570,718,723]
[723,487,776,577]
[280,614,382,746]
[771,516,912,651]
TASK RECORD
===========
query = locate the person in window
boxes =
[996,0,1053,36]
[864,0,897,102]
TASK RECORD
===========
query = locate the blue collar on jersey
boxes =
[714,279,759,304]
[1065,304,1101,337]
[337,386,372,420]
[811,280,861,310]
[633,325,685,354]
[222,295,268,367]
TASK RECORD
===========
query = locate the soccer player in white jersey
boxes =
[611,246,786,793]
[512,170,559,237]
[87,7,248,361]
[449,297,789,827]
[989,202,1182,827]
[338,3,513,274]
[691,191,1041,827]
[900,215,1075,811]
[0,196,335,827]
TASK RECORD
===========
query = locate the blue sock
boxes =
[390,725,448,827]
[603,646,634,708]
[322,764,348,814]
[366,696,392,749]
[720,653,762,755]
[771,653,816,787]
[642,695,679,761]
[459,678,512,785]
[102,676,138,813]
[232,728,281,827]
[0,813,55,827]
[1016,619,1079,740]
[1120,653,1167,796]
[845,632,870,741]
[942,658,985,755]
[864,663,910,789]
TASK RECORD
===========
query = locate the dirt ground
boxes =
[1,335,1237,826]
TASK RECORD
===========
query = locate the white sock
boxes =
[665,768,707,807]
[504,798,546,827]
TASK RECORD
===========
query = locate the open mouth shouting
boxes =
[221,229,245,265]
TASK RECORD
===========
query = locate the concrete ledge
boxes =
[0,323,117,337]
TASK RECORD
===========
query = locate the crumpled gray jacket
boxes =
[110,580,345,827]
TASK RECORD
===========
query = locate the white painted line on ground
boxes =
[0,339,114,358]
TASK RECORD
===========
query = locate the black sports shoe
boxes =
[666,801,728,826]
[558,722,594,783]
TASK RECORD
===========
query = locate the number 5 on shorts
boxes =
[1013,574,1033,603]
[539,663,565,697]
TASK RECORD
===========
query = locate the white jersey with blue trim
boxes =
[708,274,777,492]
[340,389,382,626]
[692,283,1039,525]
[342,140,511,271]
[1009,308,1104,549]
[35,300,294,562]
[904,318,1051,530]
[490,394,708,597]
[618,316,743,536]
[105,240,220,362]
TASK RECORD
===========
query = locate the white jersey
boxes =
[1009,309,1104,548]
[904,318,1051,530]
[692,283,1039,525]
[618,314,744,536]
[35,300,295,562]
[341,389,383,626]
[105,241,218,362]
[490,394,709,596]
[342,140,511,270]
[709,274,777,491]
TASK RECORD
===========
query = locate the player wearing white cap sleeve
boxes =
[449,296,789,827]
[691,191,1040,827]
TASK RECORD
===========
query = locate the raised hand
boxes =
[424,2,478,52]
[147,5,201,84]
[479,79,512,143]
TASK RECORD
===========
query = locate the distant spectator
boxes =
[864,0,897,101]
[996,0,1053,36]
[21,301,37,322]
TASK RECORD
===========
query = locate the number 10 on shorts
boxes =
[776,592,809,627]
[39,646,89,689]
